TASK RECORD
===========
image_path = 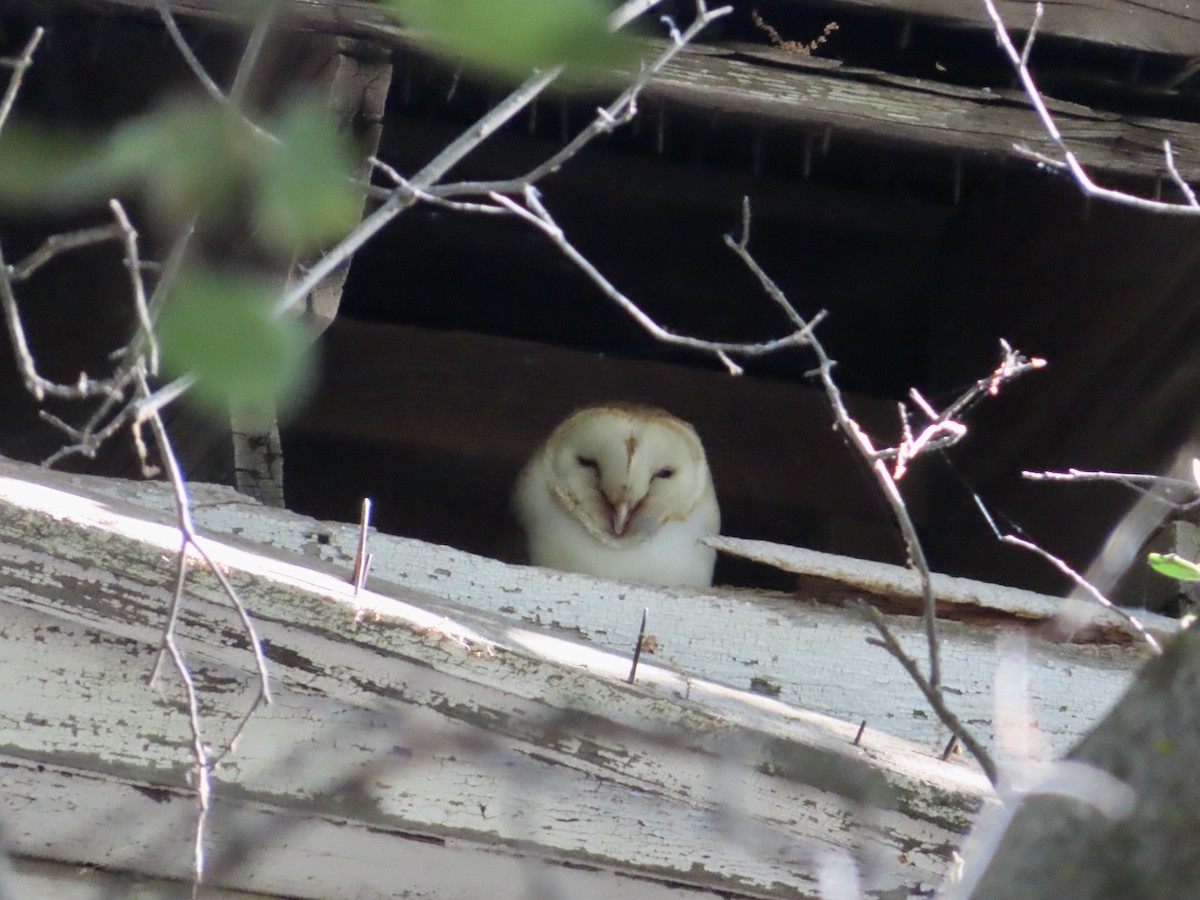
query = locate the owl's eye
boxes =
[576,456,599,470]
[654,467,675,480]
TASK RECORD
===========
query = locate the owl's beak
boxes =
[612,499,632,536]
[607,494,645,536]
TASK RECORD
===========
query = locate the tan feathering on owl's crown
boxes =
[513,404,720,587]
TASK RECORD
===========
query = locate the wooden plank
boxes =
[789,0,1200,56]
[66,0,1200,180]
[292,320,918,524]
[0,456,988,898]
[283,319,926,570]
[640,49,1200,181]
[12,456,1153,759]
[77,0,1200,56]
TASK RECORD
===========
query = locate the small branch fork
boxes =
[722,199,1038,781]
[984,0,1200,215]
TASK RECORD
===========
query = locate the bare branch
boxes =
[1023,467,1200,509]
[228,2,275,107]
[0,27,43,133]
[721,200,1041,779]
[973,495,1163,655]
[152,0,276,144]
[861,603,998,784]
[490,187,816,361]
[278,1,726,319]
[8,224,123,283]
[1,240,126,403]
[983,0,1200,215]
[724,200,946,690]
[109,200,158,374]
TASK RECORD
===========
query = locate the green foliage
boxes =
[1148,552,1200,582]
[258,97,362,253]
[381,0,636,78]
[155,267,314,414]
[0,96,358,256]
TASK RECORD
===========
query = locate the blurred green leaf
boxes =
[0,100,263,220]
[157,267,313,413]
[1148,552,1200,582]
[0,123,131,210]
[382,0,634,78]
[257,97,360,254]
[114,100,262,225]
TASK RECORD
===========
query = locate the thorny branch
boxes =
[723,197,1041,779]
[983,0,1200,215]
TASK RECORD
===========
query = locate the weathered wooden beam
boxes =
[285,319,928,533]
[796,0,1200,56]
[62,0,1200,180]
[74,0,1200,57]
[0,455,987,898]
[644,47,1200,182]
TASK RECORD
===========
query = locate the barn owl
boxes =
[513,405,720,587]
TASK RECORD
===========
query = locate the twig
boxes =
[973,495,1163,655]
[228,2,275,107]
[983,0,1200,215]
[0,27,44,133]
[490,187,816,363]
[1023,468,1200,509]
[722,199,1038,778]
[275,0,704,318]
[1,241,125,403]
[861,603,998,783]
[724,199,945,691]
[8,224,123,282]
[109,200,158,375]
[941,735,960,761]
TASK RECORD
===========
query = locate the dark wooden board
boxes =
[282,320,923,570]
[81,0,1200,56]
[66,0,1200,180]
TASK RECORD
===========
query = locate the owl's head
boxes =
[543,405,713,547]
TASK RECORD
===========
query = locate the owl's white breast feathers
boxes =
[513,405,720,587]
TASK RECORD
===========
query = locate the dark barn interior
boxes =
[5,0,1200,606]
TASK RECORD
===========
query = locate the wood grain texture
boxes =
[79,0,1200,55]
[0,455,988,898]
[66,0,1200,180]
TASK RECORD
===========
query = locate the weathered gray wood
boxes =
[68,0,1200,181]
[707,534,1178,642]
[2,455,1156,762]
[78,0,1200,56]
[642,49,1200,181]
[303,35,392,334]
[796,0,1200,56]
[0,455,987,898]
